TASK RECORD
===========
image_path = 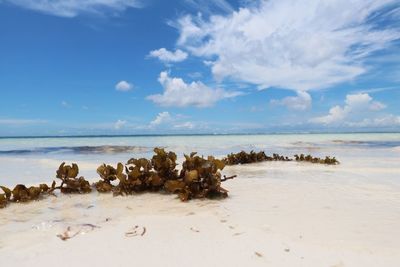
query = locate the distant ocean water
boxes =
[0,133,399,186]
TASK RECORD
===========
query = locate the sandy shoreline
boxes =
[1,160,400,267]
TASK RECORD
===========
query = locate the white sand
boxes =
[1,160,400,267]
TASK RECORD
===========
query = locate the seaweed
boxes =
[55,162,91,193]
[223,150,291,165]
[0,186,11,208]
[95,163,125,192]
[151,148,179,181]
[224,150,338,165]
[294,154,339,165]
[114,159,149,195]
[0,183,51,208]
[164,152,232,201]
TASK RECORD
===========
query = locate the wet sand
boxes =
[1,159,400,267]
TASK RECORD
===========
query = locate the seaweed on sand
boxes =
[151,148,179,181]
[117,148,179,194]
[0,186,11,208]
[114,158,152,195]
[294,154,339,165]
[223,150,291,165]
[54,162,91,193]
[95,163,124,192]
[224,150,338,165]
[164,152,235,201]
[0,148,339,209]
[0,183,51,207]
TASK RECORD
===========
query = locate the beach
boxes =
[1,133,400,266]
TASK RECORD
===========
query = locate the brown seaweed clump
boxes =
[164,152,235,201]
[0,183,51,208]
[151,148,179,181]
[0,186,11,208]
[294,154,339,165]
[115,158,153,195]
[55,163,91,193]
[99,148,181,196]
[224,150,291,165]
[95,163,125,192]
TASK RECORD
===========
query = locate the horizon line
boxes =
[1,131,400,139]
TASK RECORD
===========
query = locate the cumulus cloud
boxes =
[147,71,242,107]
[3,0,143,17]
[114,119,127,130]
[115,80,133,91]
[175,0,400,91]
[148,48,188,63]
[270,91,311,111]
[310,93,386,124]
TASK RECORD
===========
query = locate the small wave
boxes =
[331,140,400,148]
[393,146,400,152]
[0,146,153,155]
[332,140,364,144]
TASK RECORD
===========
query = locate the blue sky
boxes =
[0,0,399,136]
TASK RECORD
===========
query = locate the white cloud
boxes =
[114,119,127,130]
[310,93,386,124]
[61,101,70,107]
[148,48,188,63]
[147,71,242,107]
[150,111,172,127]
[4,0,143,17]
[115,80,133,91]
[311,105,347,124]
[176,0,400,91]
[270,91,311,111]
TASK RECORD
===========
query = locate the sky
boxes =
[0,0,399,136]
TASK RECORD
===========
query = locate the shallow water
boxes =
[0,133,399,186]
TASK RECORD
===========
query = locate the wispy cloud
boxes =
[150,111,172,127]
[3,0,144,17]
[352,86,398,94]
[147,71,242,107]
[149,112,196,130]
[176,0,400,91]
[183,0,233,14]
